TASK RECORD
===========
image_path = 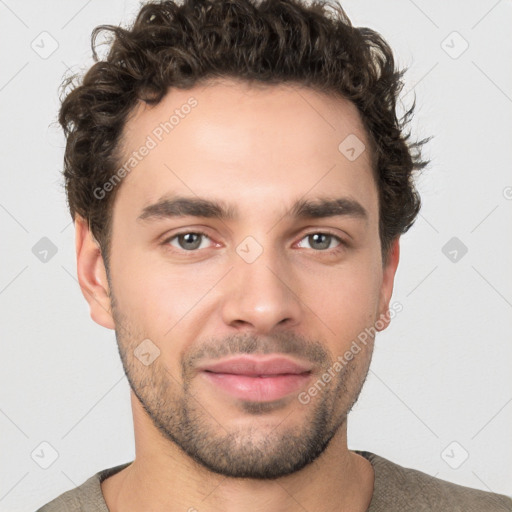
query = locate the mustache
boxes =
[183,332,332,371]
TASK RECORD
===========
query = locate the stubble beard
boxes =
[110,296,373,479]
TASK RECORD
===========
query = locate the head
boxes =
[62,0,428,479]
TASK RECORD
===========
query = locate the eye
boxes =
[296,232,345,252]
[164,231,212,251]
[161,230,347,254]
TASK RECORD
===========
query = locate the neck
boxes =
[101,393,374,512]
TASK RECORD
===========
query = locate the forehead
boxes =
[113,78,378,225]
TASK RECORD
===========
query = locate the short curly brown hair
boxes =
[59,0,428,269]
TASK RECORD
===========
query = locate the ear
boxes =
[75,215,115,330]
[376,237,400,332]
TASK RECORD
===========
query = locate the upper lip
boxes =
[198,355,313,376]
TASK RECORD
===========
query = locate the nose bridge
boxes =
[220,239,302,332]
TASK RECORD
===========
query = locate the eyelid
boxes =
[161,228,349,253]
[295,230,348,250]
[162,229,216,248]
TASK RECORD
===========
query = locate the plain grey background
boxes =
[0,0,511,510]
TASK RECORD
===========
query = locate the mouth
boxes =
[198,355,313,402]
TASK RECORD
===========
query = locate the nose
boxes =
[220,245,303,334]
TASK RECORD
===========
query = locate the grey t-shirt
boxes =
[36,450,512,511]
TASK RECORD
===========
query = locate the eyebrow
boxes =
[137,195,368,224]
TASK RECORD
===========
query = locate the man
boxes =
[37,0,511,510]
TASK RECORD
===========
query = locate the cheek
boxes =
[111,254,223,333]
[305,257,382,342]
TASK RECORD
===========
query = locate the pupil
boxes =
[181,233,200,249]
[311,233,329,250]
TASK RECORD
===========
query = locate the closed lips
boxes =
[199,356,314,402]
[198,356,313,376]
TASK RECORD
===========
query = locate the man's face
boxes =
[81,79,398,479]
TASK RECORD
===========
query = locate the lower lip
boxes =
[201,371,312,402]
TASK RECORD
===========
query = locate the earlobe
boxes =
[376,237,400,332]
[75,215,115,330]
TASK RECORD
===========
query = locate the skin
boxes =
[76,78,400,512]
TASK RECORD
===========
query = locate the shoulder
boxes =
[35,474,97,512]
[356,450,512,512]
[35,462,132,512]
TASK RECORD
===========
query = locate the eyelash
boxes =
[161,230,348,255]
